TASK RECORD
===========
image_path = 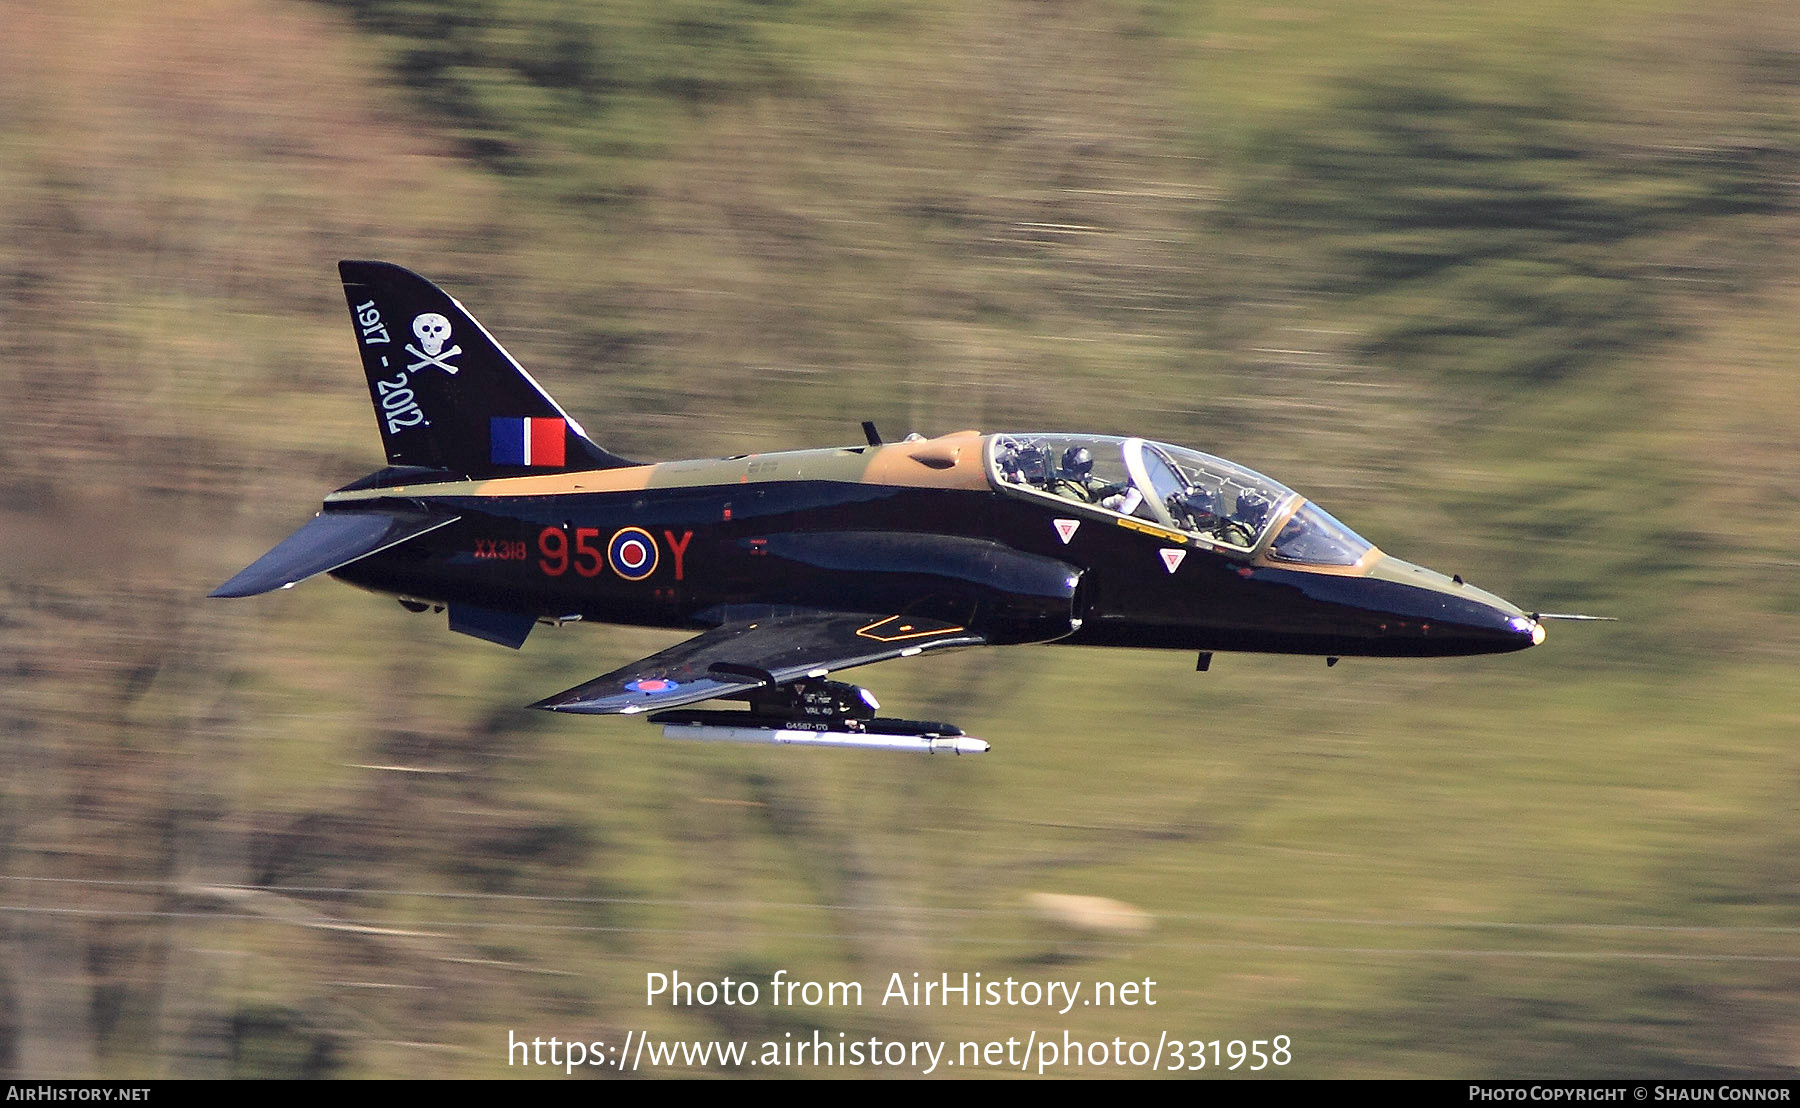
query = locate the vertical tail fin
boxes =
[338,261,634,477]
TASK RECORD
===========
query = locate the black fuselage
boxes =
[332,471,1537,660]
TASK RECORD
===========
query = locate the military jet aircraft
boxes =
[212,262,1549,754]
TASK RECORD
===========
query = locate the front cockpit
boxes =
[987,433,1376,569]
[983,432,1542,656]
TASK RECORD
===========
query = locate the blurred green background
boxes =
[2,0,1798,1078]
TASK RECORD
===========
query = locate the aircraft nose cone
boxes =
[1432,597,1540,654]
[1362,556,1539,655]
[1507,614,1547,648]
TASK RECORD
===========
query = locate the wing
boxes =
[529,611,985,715]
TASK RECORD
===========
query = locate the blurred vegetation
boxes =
[1238,63,1799,390]
[321,0,818,196]
[2,0,1799,1080]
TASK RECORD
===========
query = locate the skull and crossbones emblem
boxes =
[406,313,462,375]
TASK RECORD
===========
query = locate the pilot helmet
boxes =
[1175,486,1221,523]
[1233,489,1269,524]
[1062,446,1093,481]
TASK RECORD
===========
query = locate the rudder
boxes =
[338,261,633,477]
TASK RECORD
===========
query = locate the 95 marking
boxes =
[538,527,604,578]
[1161,1035,1290,1072]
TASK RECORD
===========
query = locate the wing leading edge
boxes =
[530,612,985,715]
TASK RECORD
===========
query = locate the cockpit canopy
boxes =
[987,433,1374,567]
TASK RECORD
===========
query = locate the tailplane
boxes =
[338,261,633,477]
[209,505,459,598]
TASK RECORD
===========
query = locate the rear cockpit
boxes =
[987,433,1375,568]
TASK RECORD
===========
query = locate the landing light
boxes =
[1508,616,1547,646]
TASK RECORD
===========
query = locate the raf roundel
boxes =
[625,678,679,694]
[607,527,660,581]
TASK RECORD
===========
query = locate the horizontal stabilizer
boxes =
[210,508,459,598]
[531,611,985,714]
